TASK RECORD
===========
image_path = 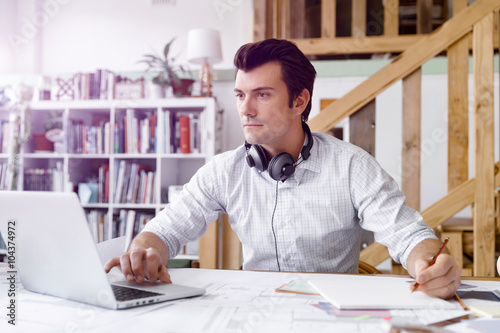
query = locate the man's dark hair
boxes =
[233,39,317,122]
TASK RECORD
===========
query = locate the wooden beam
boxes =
[473,12,495,277]
[308,0,500,134]
[417,0,433,34]
[452,0,468,15]
[292,35,425,55]
[292,34,498,58]
[384,0,399,36]
[349,99,375,157]
[402,68,422,211]
[351,0,366,37]
[198,219,219,269]
[321,0,336,38]
[447,35,469,191]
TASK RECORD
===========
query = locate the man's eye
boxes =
[259,92,268,98]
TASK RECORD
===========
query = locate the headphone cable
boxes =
[271,180,281,271]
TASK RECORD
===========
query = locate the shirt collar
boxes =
[286,134,321,185]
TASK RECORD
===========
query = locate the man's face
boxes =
[234,61,300,152]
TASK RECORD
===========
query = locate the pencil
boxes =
[412,237,449,293]
[454,293,469,311]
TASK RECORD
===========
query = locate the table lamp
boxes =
[186,28,223,97]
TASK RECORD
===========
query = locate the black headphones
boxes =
[245,122,313,181]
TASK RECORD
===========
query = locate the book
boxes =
[163,110,171,153]
[114,160,126,203]
[145,171,155,204]
[179,115,191,153]
[124,210,137,251]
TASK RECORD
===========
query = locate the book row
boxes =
[23,163,64,192]
[114,160,156,204]
[163,109,202,154]
[69,69,116,101]
[86,209,154,245]
[66,109,202,155]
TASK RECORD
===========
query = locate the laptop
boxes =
[0,191,205,310]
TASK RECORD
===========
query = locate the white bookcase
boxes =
[1,97,218,253]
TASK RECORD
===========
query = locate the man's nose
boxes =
[239,97,255,117]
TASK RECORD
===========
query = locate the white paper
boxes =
[308,275,458,310]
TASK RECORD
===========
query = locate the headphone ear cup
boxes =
[268,152,294,181]
[247,144,269,172]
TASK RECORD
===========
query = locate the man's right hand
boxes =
[104,231,172,284]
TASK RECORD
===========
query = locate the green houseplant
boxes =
[139,38,194,97]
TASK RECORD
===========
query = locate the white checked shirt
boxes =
[143,132,437,273]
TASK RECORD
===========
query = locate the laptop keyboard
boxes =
[111,284,163,301]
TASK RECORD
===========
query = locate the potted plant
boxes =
[138,38,194,98]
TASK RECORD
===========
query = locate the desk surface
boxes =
[1,266,499,333]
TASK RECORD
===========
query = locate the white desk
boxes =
[1,266,499,333]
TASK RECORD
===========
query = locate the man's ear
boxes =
[293,88,310,114]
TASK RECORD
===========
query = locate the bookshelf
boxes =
[0,98,219,254]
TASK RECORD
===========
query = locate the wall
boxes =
[0,0,252,74]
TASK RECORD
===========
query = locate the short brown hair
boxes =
[233,39,316,121]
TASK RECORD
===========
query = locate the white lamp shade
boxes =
[187,28,223,65]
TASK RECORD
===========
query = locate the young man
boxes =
[105,39,461,299]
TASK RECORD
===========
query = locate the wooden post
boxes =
[273,0,282,38]
[222,214,242,270]
[281,0,290,39]
[447,35,469,191]
[266,0,275,38]
[351,0,366,37]
[198,219,219,269]
[253,0,268,41]
[402,68,422,211]
[447,0,469,191]
[290,0,305,38]
[441,231,464,269]
[321,0,336,38]
[445,0,469,272]
[349,100,376,157]
[417,0,433,34]
[473,13,495,277]
[384,0,399,36]
[349,100,376,255]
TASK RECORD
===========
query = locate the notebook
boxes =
[308,275,458,310]
[0,191,205,310]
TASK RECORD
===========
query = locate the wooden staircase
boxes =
[253,0,500,276]
[199,1,500,275]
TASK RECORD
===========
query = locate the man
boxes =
[105,39,461,299]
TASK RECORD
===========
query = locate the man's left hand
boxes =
[410,253,462,299]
